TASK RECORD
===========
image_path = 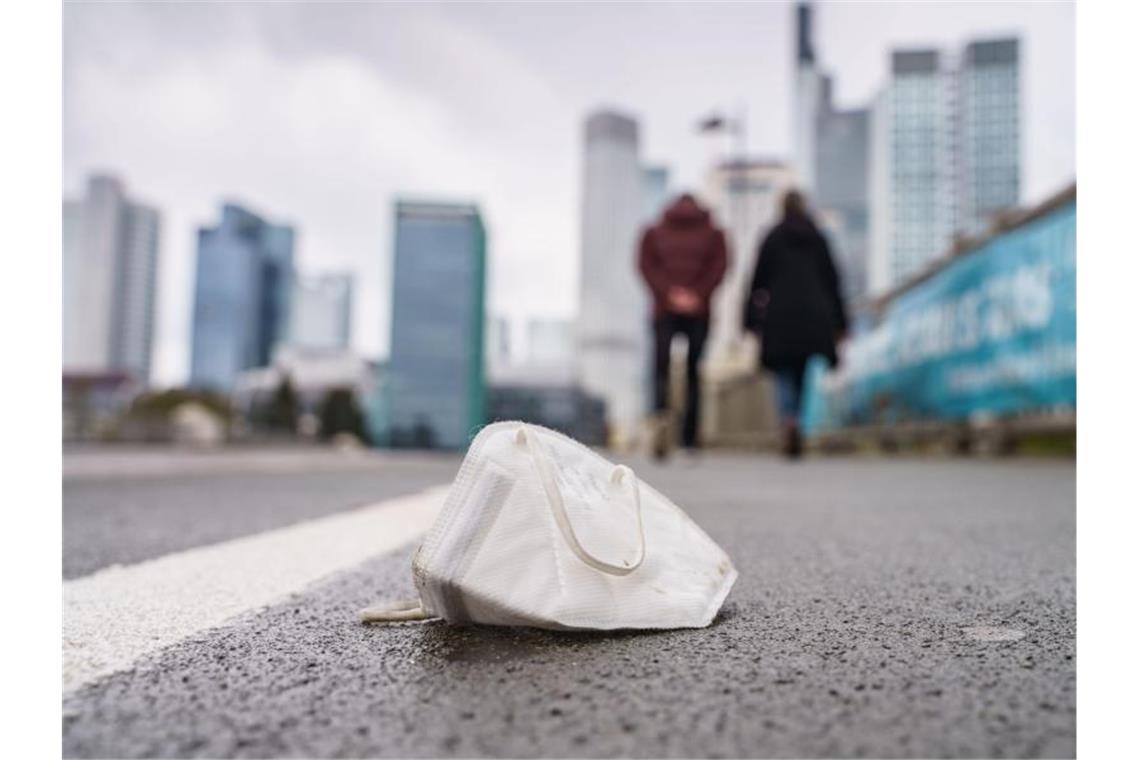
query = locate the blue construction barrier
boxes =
[804,195,1076,434]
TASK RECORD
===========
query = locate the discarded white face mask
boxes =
[361,422,737,630]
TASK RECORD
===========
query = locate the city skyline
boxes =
[64,1,1074,386]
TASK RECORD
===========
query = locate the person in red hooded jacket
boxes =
[638,193,729,459]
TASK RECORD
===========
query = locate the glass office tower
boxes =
[887,49,956,287]
[375,201,486,449]
[869,37,1021,293]
[189,204,295,390]
[958,38,1021,235]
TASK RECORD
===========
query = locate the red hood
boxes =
[662,195,710,227]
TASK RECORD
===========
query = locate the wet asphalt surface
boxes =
[63,449,1075,758]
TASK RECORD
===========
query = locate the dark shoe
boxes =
[783,424,803,460]
[650,413,672,461]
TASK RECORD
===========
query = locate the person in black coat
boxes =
[742,190,848,458]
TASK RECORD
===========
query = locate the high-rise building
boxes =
[288,273,352,350]
[526,317,575,367]
[62,173,161,384]
[373,201,486,449]
[701,159,796,367]
[487,365,608,447]
[115,204,161,379]
[815,91,871,304]
[868,87,894,299]
[577,109,647,443]
[792,2,871,304]
[63,199,84,363]
[958,38,1021,235]
[486,315,513,375]
[792,2,821,197]
[885,49,957,288]
[868,37,1021,294]
[189,204,295,390]
[641,165,671,224]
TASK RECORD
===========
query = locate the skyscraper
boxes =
[792,2,871,303]
[189,204,295,390]
[792,2,821,196]
[641,165,671,224]
[288,273,353,350]
[885,49,956,288]
[486,315,513,375]
[62,173,161,384]
[958,38,1021,235]
[868,37,1021,294]
[374,200,486,449]
[815,89,871,303]
[577,109,647,443]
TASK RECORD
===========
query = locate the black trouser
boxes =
[652,313,709,449]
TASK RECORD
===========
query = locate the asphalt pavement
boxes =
[63,447,461,579]
[62,447,1075,758]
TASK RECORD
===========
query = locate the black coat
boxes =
[742,213,848,371]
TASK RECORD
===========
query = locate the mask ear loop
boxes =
[360,598,432,624]
[515,425,646,576]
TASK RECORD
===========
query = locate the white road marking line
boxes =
[63,485,449,694]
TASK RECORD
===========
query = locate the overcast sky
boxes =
[63,0,1075,386]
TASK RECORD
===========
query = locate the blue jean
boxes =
[773,367,806,425]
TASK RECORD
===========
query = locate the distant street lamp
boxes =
[696,107,749,231]
[697,106,751,362]
[696,109,747,161]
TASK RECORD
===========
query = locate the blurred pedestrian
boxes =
[743,190,847,459]
[638,193,728,460]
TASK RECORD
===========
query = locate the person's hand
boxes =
[667,286,701,314]
[833,331,849,370]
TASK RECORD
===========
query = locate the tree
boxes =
[128,388,232,422]
[262,374,299,435]
[318,387,367,443]
[120,387,232,443]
